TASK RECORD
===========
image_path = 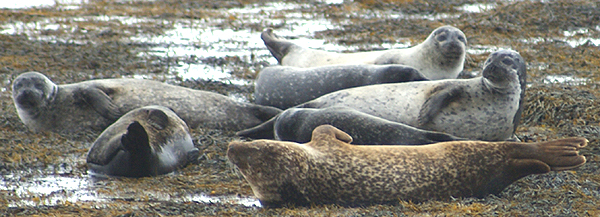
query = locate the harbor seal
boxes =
[255,64,427,109]
[240,50,526,141]
[261,25,467,80]
[11,71,281,133]
[87,106,199,177]
[228,125,588,207]
[238,106,464,145]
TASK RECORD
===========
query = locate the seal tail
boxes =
[236,115,277,139]
[261,28,297,64]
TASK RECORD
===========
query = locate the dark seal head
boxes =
[229,125,587,207]
[87,105,199,177]
[12,71,60,132]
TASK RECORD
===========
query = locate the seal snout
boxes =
[14,88,44,108]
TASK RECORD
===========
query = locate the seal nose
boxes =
[16,89,42,108]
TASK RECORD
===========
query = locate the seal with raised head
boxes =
[229,125,587,207]
[239,106,464,145]
[240,50,526,141]
[87,105,199,177]
[255,64,427,109]
[261,25,467,80]
[11,71,281,133]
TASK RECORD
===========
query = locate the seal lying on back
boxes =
[255,64,427,109]
[11,71,281,133]
[261,26,467,80]
[87,106,199,177]
[239,107,464,145]
[240,50,526,141]
[229,125,587,207]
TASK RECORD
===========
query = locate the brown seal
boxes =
[228,125,587,207]
[11,71,281,133]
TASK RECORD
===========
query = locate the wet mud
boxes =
[1,0,600,216]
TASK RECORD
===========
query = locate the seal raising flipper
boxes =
[418,84,465,127]
[261,28,298,64]
[80,87,122,122]
[87,106,198,177]
[228,125,587,207]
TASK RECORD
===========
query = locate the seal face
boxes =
[285,49,527,141]
[87,105,199,177]
[229,125,587,207]
[261,25,467,80]
[255,64,427,109]
[238,106,464,145]
[11,72,281,133]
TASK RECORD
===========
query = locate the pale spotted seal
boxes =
[255,64,427,109]
[228,125,587,207]
[11,71,281,133]
[240,50,526,141]
[238,106,464,145]
[87,106,199,177]
[261,25,467,80]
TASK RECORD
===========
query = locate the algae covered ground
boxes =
[1,0,599,216]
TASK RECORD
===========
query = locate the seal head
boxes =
[87,105,199,177]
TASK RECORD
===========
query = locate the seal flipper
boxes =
[236,115,277,139]
[261,28,297,64]
[81,87,122,121]
[418,85,465,126]
[147,109,169,130]
[249,104,282,122]
[121,121,153,177]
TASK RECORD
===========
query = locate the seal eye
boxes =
[457,36,466,43]
[436,34,447,42]
[502,59,514,66]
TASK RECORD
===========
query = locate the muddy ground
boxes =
[1,0,600,216]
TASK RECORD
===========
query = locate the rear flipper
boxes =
[261,28,299,64]
[422,131,466,143]
[523,137,588,171]
[236,115,277,139]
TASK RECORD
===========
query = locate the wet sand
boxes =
[1,0,600,216]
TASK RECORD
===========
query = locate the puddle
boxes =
[0,0,85,10]
[543,75,589,85]
[0,174,261,207]
[457,3,496,13]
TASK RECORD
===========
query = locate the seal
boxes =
[228,125,587,207]
[240,50,526,141]
[87,105,199,177]
[261,25,467,80]
[238,106,464,145]
[11,71,281,133]
[255,64,427,109]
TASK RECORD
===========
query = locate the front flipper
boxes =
[121,121,151,155]
[147,109,169,130]
[81,87,122,121]
[418,85,465,127]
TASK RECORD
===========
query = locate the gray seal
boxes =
[11,71,281,133]
[87,105,199,177]
[261,25,467,80]
[255,64,427,109]
[265,49,525,141]
[228,125,588,207]
[238,106,464,145]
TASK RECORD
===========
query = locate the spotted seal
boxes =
[87,106,199,177]
[255,64,427,109]
[240,50,526,141]
[11,71,281,133]
[261,25,467,80]
[229,125,587,207]
[238,106,464,145]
